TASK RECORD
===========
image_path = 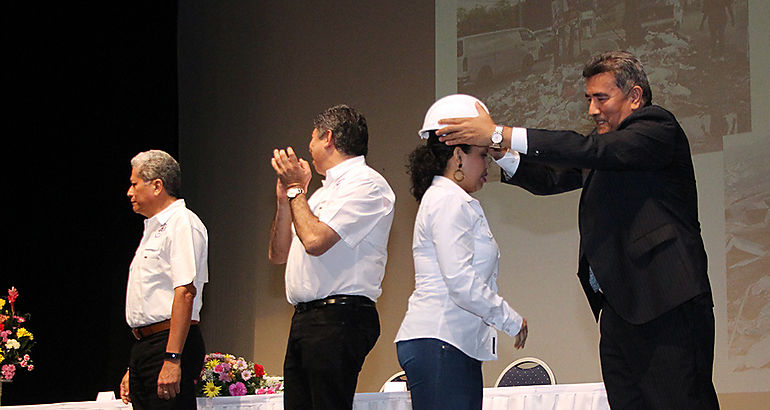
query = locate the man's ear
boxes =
[151,179,164,196]
[629,85,643,109]
[322,130,334,149]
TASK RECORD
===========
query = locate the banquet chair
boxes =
[379,370,409,392]
[494,357,556,387]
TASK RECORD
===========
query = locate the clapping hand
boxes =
[271,147,311,191]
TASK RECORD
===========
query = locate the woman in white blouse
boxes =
[395,94,528,410]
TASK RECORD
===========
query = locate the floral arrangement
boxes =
[197,352,283,398]
[0,287,35,381]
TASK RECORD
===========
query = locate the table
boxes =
[5,382,609,409]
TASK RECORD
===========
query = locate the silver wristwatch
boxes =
[287,186,305,200]
[490,125,503,149]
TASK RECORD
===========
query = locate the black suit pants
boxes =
[599,294,719,409]
[283,303,380,410]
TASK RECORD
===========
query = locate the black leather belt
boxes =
[295,295,375,313]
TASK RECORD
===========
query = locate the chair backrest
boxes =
[494,357,556,387]
[379,370,408,392]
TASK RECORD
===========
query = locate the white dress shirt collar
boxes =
[146,198,186,227]
[322,156,366,187]
[431,175,475,203]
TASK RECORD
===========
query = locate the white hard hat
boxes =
[418,94,490,139]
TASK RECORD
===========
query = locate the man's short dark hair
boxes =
[583,50,652,106]
[313,104,368,157]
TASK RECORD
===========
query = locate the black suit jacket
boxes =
[505,105,712,324]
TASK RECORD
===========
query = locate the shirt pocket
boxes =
[142,238,163,260]
[139,236,168,278]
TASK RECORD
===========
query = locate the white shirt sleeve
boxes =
[318,178,394,248]
[168,219,203,288]
[494,150,521,179]
[510,127,528,153]
[430,195,523,337]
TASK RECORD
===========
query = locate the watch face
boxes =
[287,187,303,198]
[492,132,503,144]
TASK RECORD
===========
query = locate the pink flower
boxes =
[241,369,253,381]
[15,316,25,323]
[228,382,247,396]
[236,359,248,371]
[8,287,18,304]
[218,372,231,382]
[2,364,15,380]
[215,362,232,374]
[256,388,267,395]
[26,365,34,371]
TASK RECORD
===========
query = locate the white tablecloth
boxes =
[5,382,609,410]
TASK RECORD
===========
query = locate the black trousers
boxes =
[599,294,719,409]
[128,325,205,410]
[283,303,380,410]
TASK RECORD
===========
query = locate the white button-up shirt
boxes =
[125,199,208,328]
[285,156,395,305]
[395,176,523,361]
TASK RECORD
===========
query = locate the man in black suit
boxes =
[436,51,719,409]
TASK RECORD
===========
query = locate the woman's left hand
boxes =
[513,318,528,349]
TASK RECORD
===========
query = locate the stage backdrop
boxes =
[436,0,769,394]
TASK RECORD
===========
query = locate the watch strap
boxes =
[164,352,181,360]
[491,125,504,149]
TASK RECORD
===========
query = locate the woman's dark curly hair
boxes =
[407,131,471,201]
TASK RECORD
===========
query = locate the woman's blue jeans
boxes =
[396,338,483,410]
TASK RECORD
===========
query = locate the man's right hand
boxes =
[436,102,498,146]
[271,147,311,191]
[120,369,131,404]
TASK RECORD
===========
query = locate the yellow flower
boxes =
[17,328,33,340]
[0,353,5,363]
[205,359,220,369]
[203,381,221,398]
[0,299,5,309]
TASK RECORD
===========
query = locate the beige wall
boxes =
[177,0,770,401]
[719,392,770,410]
